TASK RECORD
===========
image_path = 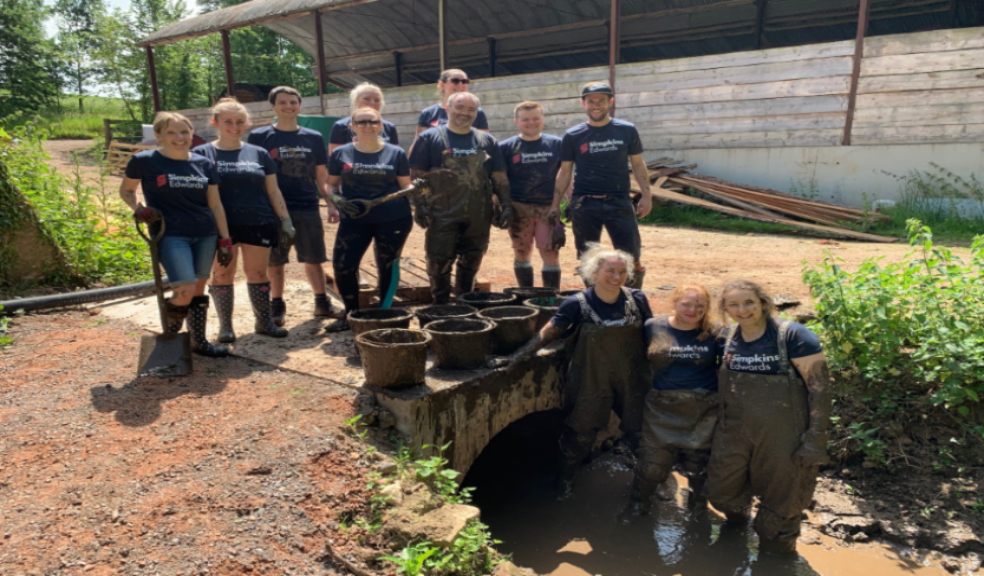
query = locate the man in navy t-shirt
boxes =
[409,92,512,303]
[247,85,338,325]
[550,81,653,289]
[498,101,564,289]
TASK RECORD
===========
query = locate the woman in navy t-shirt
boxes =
[119,111,232,357]
[414,68,490,139]
[328,83,399,155]
[708,279,832,555]
[622,284,722,520]
[324,107,414,332]
[193,98,295,342]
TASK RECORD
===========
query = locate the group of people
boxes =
[120,70,832,555]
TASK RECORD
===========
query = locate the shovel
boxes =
[135,215,192,377]
[329,177,432,219]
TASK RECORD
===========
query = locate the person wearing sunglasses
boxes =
[323,107,413,332]
[328,82,399,154]
[415,69,490,137]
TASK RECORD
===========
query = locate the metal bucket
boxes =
[478,305,539,355]
[355,328,431,388]
[424,318,496,370]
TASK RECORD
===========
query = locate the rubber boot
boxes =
[454,264,480,296]
[209,284,236,343]
[163,299,189,334]
[187,296,230,357]
[313,293,339,318]
[247,282,288,338]
[618,480,651,524]
[542,267,561,290]
[626,266,646,290]
[427,258,454,304]
[514,263,534,288]
[271,297,286,327]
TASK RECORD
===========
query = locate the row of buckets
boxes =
[350,287,577,388]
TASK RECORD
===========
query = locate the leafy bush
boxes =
[0,123,149,286]
[0,304,12,347]
[804,220,984,466]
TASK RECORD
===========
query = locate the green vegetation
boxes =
[641,201,800,235]
[804,220,984,469]
[0,123,150,287]
[45,95,129,139]
[0,305,12,346]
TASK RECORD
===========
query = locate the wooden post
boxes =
[103,119,113,151]
[221,30,235,100]
[608,0,620,115]
[754,0,768,49]
[145,46,161,113]
[842,0,871,146]
[438,0,447,71]
[314,9,327,115]
[394,51,403,86]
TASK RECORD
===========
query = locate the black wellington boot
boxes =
[209,284,236,343]
[541,267,561,290]
[163,299,189,334]
[514,264,534,288]
[187,296,230,357]
[248,282,288,338]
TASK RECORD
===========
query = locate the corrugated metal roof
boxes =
[142,0,982,88]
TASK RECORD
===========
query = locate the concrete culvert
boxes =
[478,305,539,355]
[424,318,496,370]
[355,328,431,388]
[347,308,413,336]
[457,291,519,310]
[524,296,563,331]
[414,303,478,327]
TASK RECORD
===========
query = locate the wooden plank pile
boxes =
[638,158,896,243]
[105,142,155,176]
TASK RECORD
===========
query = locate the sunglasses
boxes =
[353,119,381,126]
[446,78,470,85]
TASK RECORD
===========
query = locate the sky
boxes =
[44,0,202,37]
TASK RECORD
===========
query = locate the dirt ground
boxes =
[0,140,977,575]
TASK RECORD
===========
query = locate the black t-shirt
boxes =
[417,103,490,130]
[551,287,653,334]
[498,134,563,205]
[192,143,277,227]
[124,150,217,237]
[560,119,643,197]
[408,127,504,173]
[328,116,399,147]
[645,316,722,391]
[722,320,823,375]
[329,143,411,224]
[246,125,327,212]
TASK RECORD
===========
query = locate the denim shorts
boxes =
[158,234,217,284]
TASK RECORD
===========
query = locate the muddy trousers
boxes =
[708,371,817,545]
[632,389,717,504]
[424,218,491,304]
[332,216,412,312]
[570,195,645,288]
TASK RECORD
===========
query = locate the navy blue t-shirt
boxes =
[551,287,653,334]
[645,316,721,391]
[329,116,399,147]
[246,125,327,212]
[723,320,823,375]
[192,143,277,227]
[329,143,411,224]
[408,127,504,174]
[498,134,563,205]
[560,119,643,197]
[417,103,490,131]
[124,150,217,237]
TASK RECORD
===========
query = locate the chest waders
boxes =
[707,320,817,549]
[423,127,494,303]
[559,289,650,478]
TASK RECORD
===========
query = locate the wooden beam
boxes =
[145,46,161,113]
[488,37,497,77]
[842,0,871,145]
[609,0,620,115]
[314,9,327,115]
[220,30,235,101]
[438,0,447,71]
[754,0,768,49]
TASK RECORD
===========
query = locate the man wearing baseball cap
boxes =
[550,81,652,288]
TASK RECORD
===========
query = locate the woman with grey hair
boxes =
[328,82,399,154]
[498,243,652,498]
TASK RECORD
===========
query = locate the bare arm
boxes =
[397,175,412,189]
[493,321,564,368]
[119,176,142,211]
[263,174,290,220]
[550,161,574,215]
[629,153,652,218]
[327,143,341,155]
[317,164,339,223]
[206,184,231,239]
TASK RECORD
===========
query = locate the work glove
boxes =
[492,200,513,230]
[133,204,160,223]
[548,214,566,250]
[279,215,295,248]
[413,207,431,229]
[792,430,830,468]
[216,237,234,267]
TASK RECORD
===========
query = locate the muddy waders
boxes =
[420,128,494,304]
[557,288,650,496]
[708,322,817,553]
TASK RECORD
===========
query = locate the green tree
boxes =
[0,0,62,119]
[53,0,106,113]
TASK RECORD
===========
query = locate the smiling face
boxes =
[214,110,250,141]
[272,92,301,121]
[355,90,383,111]
[351,108,382,142]
[157,120,193,154]
[672,289,708,330]
[722,288,766,329]
[447,94,479,131]
[515,108,544,139]
[593,257,628,290]
[581,93,612,123]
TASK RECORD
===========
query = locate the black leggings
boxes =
[332,216,413,312]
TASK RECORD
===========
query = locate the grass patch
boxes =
[45,95,132,140]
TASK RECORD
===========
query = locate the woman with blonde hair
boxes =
[193,97,296,341]
[119,111,233,357]
[328,82,399,154]
[415,68,489,136]
[621,284,722,520]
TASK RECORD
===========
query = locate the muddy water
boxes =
[467,412,946,576]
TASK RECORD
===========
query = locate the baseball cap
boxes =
[581,81,614,98]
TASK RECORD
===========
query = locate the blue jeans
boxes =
[158,234,217,284]
[570,195,641,259]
